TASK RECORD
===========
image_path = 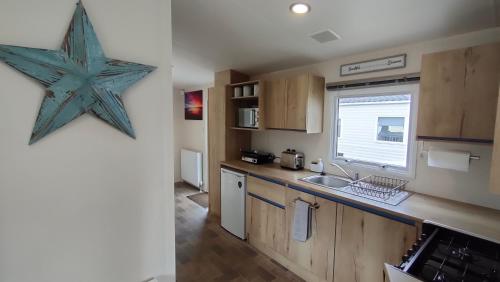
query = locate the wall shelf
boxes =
[230,126,261,131]
[231,96,259,100]
[229,80,260,87]
[226,80,266,131]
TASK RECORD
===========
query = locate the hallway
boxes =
[175,183,304,282]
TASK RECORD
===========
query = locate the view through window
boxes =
[334,94,412,168]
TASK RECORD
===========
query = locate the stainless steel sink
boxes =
[300,174,411,206]
[299,175,351,189]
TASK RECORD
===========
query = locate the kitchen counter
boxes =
[221,160,500,243]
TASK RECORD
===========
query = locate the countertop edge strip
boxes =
[248,192,286,209]
[287,183,416,226]
[249,173,286,186]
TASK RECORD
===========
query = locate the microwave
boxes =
[238,108,259,128]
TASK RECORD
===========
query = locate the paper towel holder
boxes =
[421,150,480,161]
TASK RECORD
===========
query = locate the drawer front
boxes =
[247,175,286,207]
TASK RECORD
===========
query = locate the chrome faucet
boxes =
[329,162,359,181]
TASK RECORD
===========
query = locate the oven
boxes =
[389,222,500,281]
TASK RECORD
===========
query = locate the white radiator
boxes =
[181,149,203,189]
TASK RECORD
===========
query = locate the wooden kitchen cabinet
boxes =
[265,74,325,133]
[209,70,250,217]
[334,205,417,282]
[284,189,337,282]
[246,195,287,255]
[491,82,500,194]
[244,174,419,282]
[417,42,500,142]
[285,75,310,130]
[265,79,287,129]
[246,176,287,255]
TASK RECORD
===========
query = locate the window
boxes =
[331,84,418,176]
[337,118,342,138]
[377,117,405,143]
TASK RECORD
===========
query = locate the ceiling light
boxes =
[290,3,310,14]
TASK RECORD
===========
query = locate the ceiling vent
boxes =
[310,29,341,43]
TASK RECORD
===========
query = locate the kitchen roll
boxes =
[427,149,471,172]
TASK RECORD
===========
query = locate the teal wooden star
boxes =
[0,1,156,144]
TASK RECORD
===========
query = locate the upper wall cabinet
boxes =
[265,79,287,129]
[417,42,500,142]
[265,74,325,133]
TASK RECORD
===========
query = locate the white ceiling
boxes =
[172,0,499,89]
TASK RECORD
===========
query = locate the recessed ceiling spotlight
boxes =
[290,3,310,14]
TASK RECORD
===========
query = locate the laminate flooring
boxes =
[175,182,304,282]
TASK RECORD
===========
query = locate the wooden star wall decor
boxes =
[0,1,156,144]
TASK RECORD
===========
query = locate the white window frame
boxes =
[330,83,419,178]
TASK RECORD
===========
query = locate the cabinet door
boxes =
[491,84,500,194]
[334,205,417,282]
[285,74,309,130]
[247,195,287,255]
[246,176,287,254]
[462,43,500,140]
[247,176,286,206]
[418,48,467,139]
[306,76,325,134]
[418,42,500,141]
[285,189,336,282]
[265,79,287,129]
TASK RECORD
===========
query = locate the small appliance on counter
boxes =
[241,149,275,165]
[238,107,259,128]
[310,158,324,173]
[280,149,305,170]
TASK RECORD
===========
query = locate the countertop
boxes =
[221,160,500,243]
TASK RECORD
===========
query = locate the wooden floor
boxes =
[175,183,304,282]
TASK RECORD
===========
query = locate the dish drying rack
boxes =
[349,175,408,201]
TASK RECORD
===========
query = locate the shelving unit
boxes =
[226,80,266,131]
[208,69,251,218]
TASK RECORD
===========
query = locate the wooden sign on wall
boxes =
[340,54,406,76]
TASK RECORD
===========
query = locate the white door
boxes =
[220,168,246,239]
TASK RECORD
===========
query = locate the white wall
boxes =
[173,87,210,192]
[252,27,500,210]
[0,1,175,282]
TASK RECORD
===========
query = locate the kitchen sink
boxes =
[299,175,351,189]
[299,174,411,206]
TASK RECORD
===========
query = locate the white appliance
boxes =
[238,107,259,128]
[220,168,246,239]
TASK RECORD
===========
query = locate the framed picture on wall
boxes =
[184,90,203,120]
